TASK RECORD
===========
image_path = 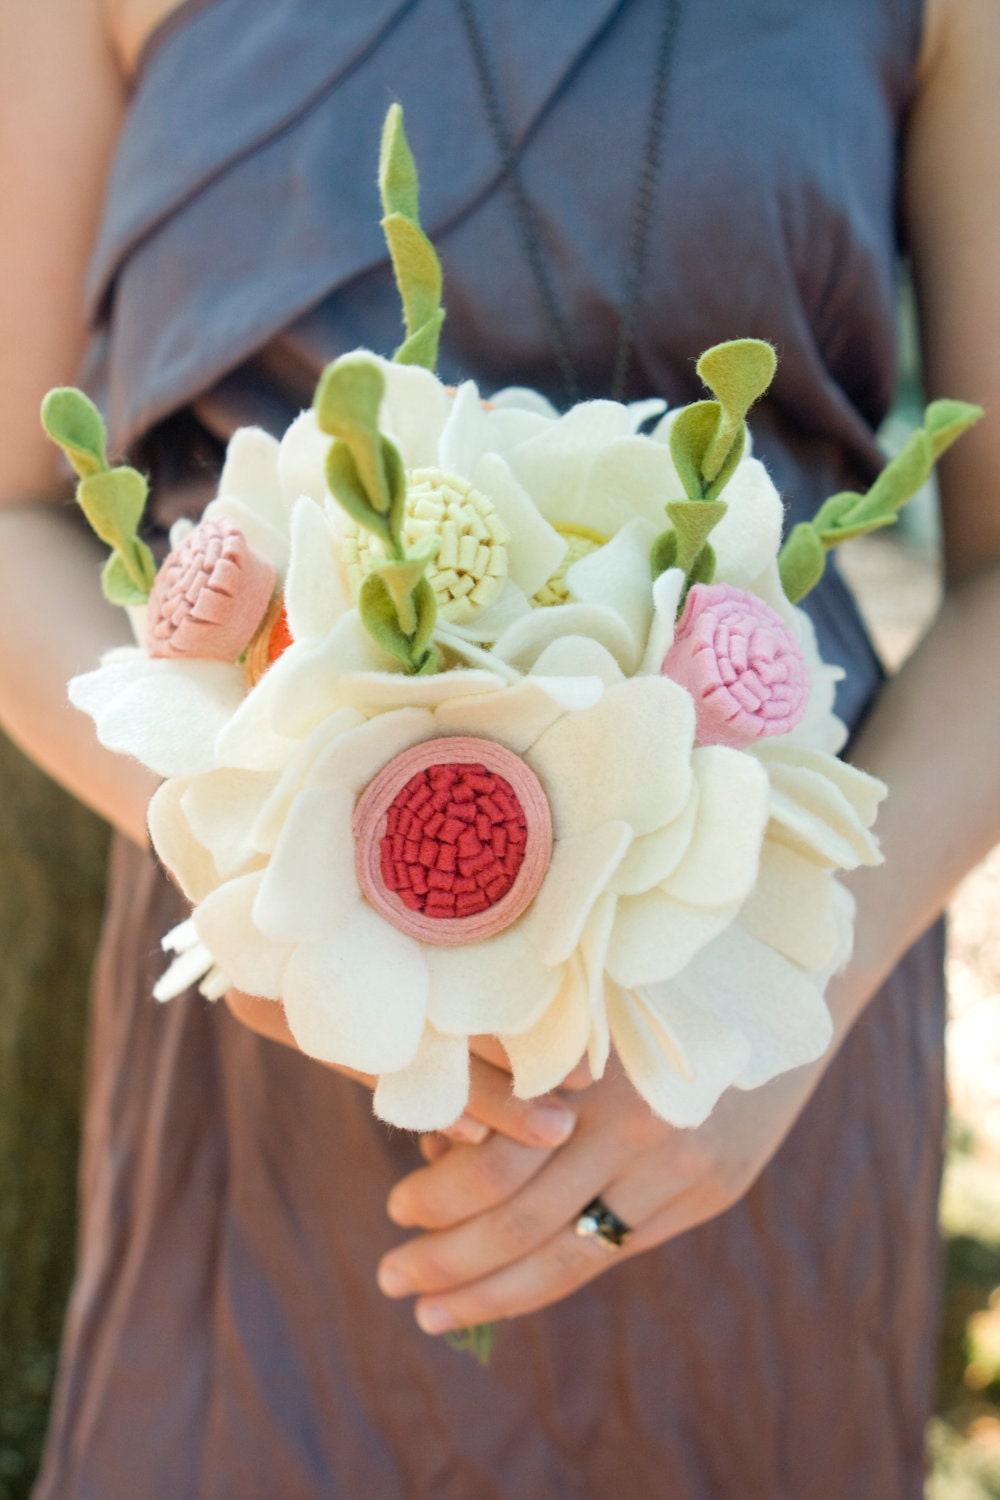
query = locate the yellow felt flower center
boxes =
[341,468,510,624]
[531,524,609,607]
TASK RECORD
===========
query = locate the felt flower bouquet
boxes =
[44,107,980,1139]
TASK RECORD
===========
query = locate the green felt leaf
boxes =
[665,498,727,573]
[101,552,150,607]
[778,522,826,604]
[325,442,393,552]
[445,1322,497,1365]
[686,541,716,590]
[668,403,745,502]
[925,399,984,462]
[384,435,409,545]
[379,102,420,223]
[382,213,445,371]
[40,387,107,479]
[696,339,776,482]
[77,468,157,595]
[358,570,438,674]
[811,490,863,536]
[650,527,678,578]
[374,537,441,635]
[848,428,932,526]
[314,354,391,515]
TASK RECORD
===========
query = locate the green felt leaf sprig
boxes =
[314,352,440,674]
[380,104,445,372]
[651,339,778,604]
[445,1322,497,1366]
[778,399,984,604]
[40,388,157,607]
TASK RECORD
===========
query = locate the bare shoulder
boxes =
[0,0,126,503]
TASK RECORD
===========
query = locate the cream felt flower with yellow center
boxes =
[147,659,801,1131]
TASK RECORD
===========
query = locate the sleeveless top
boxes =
[38,4,945,1497]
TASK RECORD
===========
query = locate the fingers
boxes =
[388,1134,550,1230]
[458,1055,578,1150]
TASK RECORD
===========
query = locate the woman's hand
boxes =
[375,1026,840,1334]
[225,991,583,1151]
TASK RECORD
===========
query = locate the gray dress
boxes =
[37,2,945,1496]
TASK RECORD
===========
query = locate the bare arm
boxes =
[0,0,155,846]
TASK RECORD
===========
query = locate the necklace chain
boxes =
[455,0,682,406]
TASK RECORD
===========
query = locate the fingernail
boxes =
[377,1262,413,1298]
[527,1102,576,1147]
[416,1303,456,1335]
[445,1114,489,1145]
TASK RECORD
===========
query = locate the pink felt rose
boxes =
[661,583,809,749]
[146,516,276,662]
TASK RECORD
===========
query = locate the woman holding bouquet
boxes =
[1,0,998,1494]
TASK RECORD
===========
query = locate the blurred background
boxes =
[0,280,997,1498]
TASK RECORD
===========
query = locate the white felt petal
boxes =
[627,398,667,431]
[660,746,768,907]
[248,707,372,852]
[433,629,522,681]
[575,436,678,532]
[526,676,694,840]
[470,452,566,597]
[281,905,428,1074]
[640,568,685,675]
[70,657,247,779]
[608,984,749,1128]
[737,840,841,971]
[529,636,625,686]
[336,668,505,714]
[434,580,533,644]
[180,766,277,880]
[373,1027,470,1131]
[503,956,590,1100]
[378,357,453,468]
[505,401,633,523]
[670,926,834,1089]
[433,674,603,754]
[193,871,290,1000]
[284,496,350,643]
[303,707,435,795]
[580,892,616,1078]
[533,821,632,966]
[607,887,740,989]
[436,379,488,476]
[564,518,658,657]
[213,651,312,771]
[147,778,219,904]
[204,496,289,576]
[706,458,784,588]
[253,786,360,945]
[266,615,402,738]
[766,764,883,870]
[492,603,639,676]
[154,942,219,1002]
[426,911,563,1038]
[277,410,332,508]
[217,427,284,526]
[611,783,700,896]
[487,386,560,420]
[753,743,886,829]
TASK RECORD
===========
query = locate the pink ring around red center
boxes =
[353,737,553,946]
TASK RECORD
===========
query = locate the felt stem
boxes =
[313,349,441,674]
[379,104,445,371]
[778,397,983,604]
[445,1321,497,1366]
[40,387,157,606]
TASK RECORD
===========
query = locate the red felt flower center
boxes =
[379,761,528,919]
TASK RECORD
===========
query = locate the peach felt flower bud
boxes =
[661,583,809,749]
[146,516,276,662]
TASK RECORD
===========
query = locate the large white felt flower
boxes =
[151,657,789,1132]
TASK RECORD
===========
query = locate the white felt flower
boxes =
[149,664,788,1132]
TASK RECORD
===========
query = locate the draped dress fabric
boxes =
[36,2,945,1496]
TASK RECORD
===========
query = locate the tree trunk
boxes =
[0,733,108,1499]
